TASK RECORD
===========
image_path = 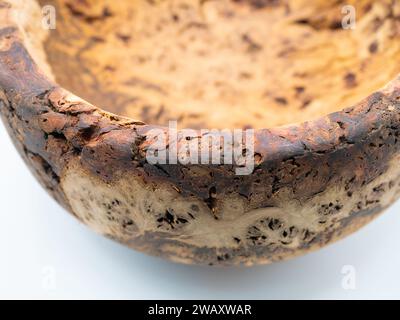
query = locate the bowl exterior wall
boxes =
[1,0,400,265]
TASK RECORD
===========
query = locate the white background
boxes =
[1,120,399,300]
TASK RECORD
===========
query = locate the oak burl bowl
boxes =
[1,0,400,266]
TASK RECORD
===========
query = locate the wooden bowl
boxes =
[1,0,399,266]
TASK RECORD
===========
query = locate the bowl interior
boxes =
[38,0,400,129]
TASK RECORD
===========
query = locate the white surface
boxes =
[0,120,400,300]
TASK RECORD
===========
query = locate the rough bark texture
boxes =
[0,0,400,265]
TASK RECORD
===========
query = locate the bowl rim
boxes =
[1,0,400,166]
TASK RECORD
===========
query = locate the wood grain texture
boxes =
[0,0,399,265]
